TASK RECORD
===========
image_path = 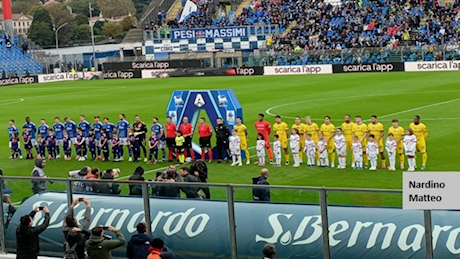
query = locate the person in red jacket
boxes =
[179,116,194,161]
[147,238,164,259]
[197,118,213,162]
[254,113,273,163]
[164,117,177,162]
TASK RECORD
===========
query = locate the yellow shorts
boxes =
[378,139,384,153]
[279,137,288,149]
[360,139,367,152]
[346,139,353,150]
[396,141,403,154]
[327,138,335,154]
[240,141,247,150]
[416,140,427,153]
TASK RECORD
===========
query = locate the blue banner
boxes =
[171,27,248,40]
[6,192,460,258]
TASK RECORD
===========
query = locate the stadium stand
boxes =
[0,34,42,76]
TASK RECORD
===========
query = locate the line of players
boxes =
[250,114,428,171]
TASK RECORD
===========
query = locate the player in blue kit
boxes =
[117,114,130,161]
[38,119,49,140]
[93,115,103,160]
[8,119,23,159]
[53,117,65,159]
[151,117,166,162]
[103,117,116,140]
[64,117,77,156]
[46,129,57,160]
[79,115,90,159]
[24,117,38,153]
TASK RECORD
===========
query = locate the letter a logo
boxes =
[194,94,205,107]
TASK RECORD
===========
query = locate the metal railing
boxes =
[0,175,435,259]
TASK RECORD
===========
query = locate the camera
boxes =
[78,198,84,202]
[38,206,44,210]
[102,226,110,230]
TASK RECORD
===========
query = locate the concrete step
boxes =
[234,0,251,17]
[167,0,183,21]
[122,27,144,43]
[280,20,297,37]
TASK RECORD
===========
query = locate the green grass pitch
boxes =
[1,71,459,207]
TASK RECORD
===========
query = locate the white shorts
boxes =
[368,153,378,159]
[31,139,38,146]
[319,150,328,159]
[70,137,77,145]
[157,140,165,150]
[306,150,315,157]
[290,147,299,154]
[257,150,265,157]
[230,147,240,156]
[95,139,101,147]
[336,147,346,156]
[353,152,363,162]
[405,151,415,156]
[56,139,63,146]
[119,138,129,146]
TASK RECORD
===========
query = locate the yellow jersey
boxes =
[273,122,289,139]
[368,123,384,139]
[292,123,306,137]
[388,126,405,140]
[175,136,185,146]
[233,124,247,142]
[341,122,355,140]
[409,122,428,141]
[352,123,368,138]
[304,123,319,139]
[320,123,335,138]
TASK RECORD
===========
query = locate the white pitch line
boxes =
[266,92,460,120]
[9,86,128,102]
[0,98,24,106]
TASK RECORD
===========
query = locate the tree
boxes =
[28,8,54,45]
[28,22,54,45]
[69,0,99,17]
[12,1,35,14]
[120,16,136,31]
[96,0,135,18]
[27,5,43,16]
[72,24,91,42]
[74,14,89,25]
[45,4,76,45]
[102,21,122,38]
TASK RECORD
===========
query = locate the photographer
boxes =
[252,168,270,202]
[190,160,211,199]
[16,206,50,259]
[157,171,180,198]
[85,226,126,259]
[128,166,145,196]
[96,169,121,194]
[85,167,100,193]
[62,198,91,259]
[179,167,201,199]
[69,167,91,193]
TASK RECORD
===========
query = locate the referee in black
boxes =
[214,118,231,163]
[133,115,148,162]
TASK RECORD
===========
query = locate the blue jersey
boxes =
[79,121,91,137]
[151,124,165,141]
[8,125,18,139]
[53,123,65,140]
[117,120,130,138]
[38,124,49,139]
[93,122,103,139]
[65,121,77,138]
[24,122,36,139]
[103,122,116,139]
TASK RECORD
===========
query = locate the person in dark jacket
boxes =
[62,198,92,258]
[252,168,270,202]
[179,167,201,198]
[16,206,50,259]
[191,160,211,199]
[30,158,49,194]
[96,169,121,194]
[214,118,231,163]
[69,167,90,193]
[127,222,154,259]
[85,226,125,259]
[128,166,145,196]
[158,171,180,198]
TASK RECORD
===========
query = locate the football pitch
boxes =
[1,71,460,208]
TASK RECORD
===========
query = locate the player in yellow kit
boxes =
[273,115,289,165]
[341,114,355,165]
[320,116,335,167]
[234,117,251,164]
[304,116,320,164]
[292,116,306,163]
[388,119,405,169]
[409,115,428,170]
[368,115,386,168]
[352,115,368,168]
